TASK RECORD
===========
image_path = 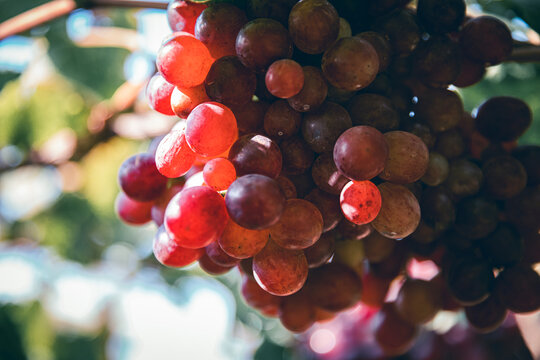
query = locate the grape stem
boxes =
[507,45,540,63]
[0,0,167,41]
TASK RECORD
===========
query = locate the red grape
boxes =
[218,219,269,259]
[165,186,229,248]
[118,153,168,202]
[203,158,236,191]
[153,225,204,267]
[115,192,153,225]
[167,0,207,34]
[265,59,304,99]
[170,84,209,118]
[146,74,175,116]
[155,130,196,178]
[340,180,382,225]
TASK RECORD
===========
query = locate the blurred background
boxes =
[0,0,539,359]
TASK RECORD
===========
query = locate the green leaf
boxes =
[45,17,129,99]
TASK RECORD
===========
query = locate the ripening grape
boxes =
[333,126,388,181]
[253,240,308,296]
[311,153,348,195]
[151,184,184,226]
[460,16,513,65]
[153,225,204,267]
[115,192,153,225]
[185,102,238,157]
[287,66,328,112]
[372,182,421,239]
[465,296,507,333]
[156,32,214,88]
[167,0,207,34]
[203,158,236,191]
[278,290,315,332]
[372,303,419,356]
[265,59,304,99]
[205,241,240,267]
[118,153,168,202]
[288,0,340,54]
[146,74,175,116]
[195,3,248,59]
[495,265,540,313]
[170,85,210,118]
[165,186,229,248]
[263,100,301,139]
[379,131,429,184]
[340,181,381,225]
[304,230,336,268]
[218,219,270,259]
[269,199,324,250]
[241,276,282,313]
[225,174,286,230]
[394,278,441,325]
[155,130,196,178]
[322,37,379,91]
[228,134,282,178]
[305,188,343,232]
[199,253,235,275]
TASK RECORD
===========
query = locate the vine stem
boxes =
[0,0,167,41]
[507,45,540,63]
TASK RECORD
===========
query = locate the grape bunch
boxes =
[116,0,540,355]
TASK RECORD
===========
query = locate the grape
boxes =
[465,296,507,333]
[304,230,336,268]
[265,59,304,99]
[225,174,286,230]
[394,278,441,325]
[422,187,456,235]
[270,199,323,250]
[482,156,527,199]
[435,129,466,159]
[321,37,379,91]
[150,184,184,226]
[230,100,269,135]
[204,55,257,106]
[480,223,523,268]
[195,3,248,59]
[374,9,420,56]
[115,192,153,225]
[413,35,461,88]
[228,134,282,178]
[440,230,473,253]
[421,152,449,186]
[475,99,532,143]
[513,145,540,186]
[185,102,238,157]
[235,18,293,72]
[153,225,204,267]
[279,136,315,175]
[347,93,399,132]
[360,266,392,308]
[246,0,297,26]
[146,74,175,116]
[333,237,365,271]
[404,121,436,149]
[205,241,240,267]
[156,32,213,88]
[355,31,392,72]
[311,153,348,195]
[454,54,486,88]
[165,186,229,249]
[241,276,281,312]
[218,219,269,259]
[253,239,308,296]
[202,158,236,191]
[307,262,362,312]
[170,85,210,118]
[155,130,196,178]
[340,181,382,225]
[380,131,429,184]
[275,176,297,199]
[368,0,412,17]
[305,188,343,232]
[278,290,315,332]
[460,16,513,65]
[333,126,389,181]
[301,101,352,153]
[118,153,168,202]
[287,66,328,112]
[455,196,498,239]
[495,265,540,313]
[414,88,463,133]
[167,0,207,34]
[372,183,421,239]
[445,255,494,305]
[368,242,409,279]
[362,230,396,263]
[505,186,540,231]
[416,0,465,34]
[199,253,235,275]
[288,0,340,54]
[444,159,483,198]
[372,302,419,356]
[263,100,301,140]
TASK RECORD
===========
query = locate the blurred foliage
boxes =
[0,78,89,148]
[476,0,540,34]
[0,306,27,360]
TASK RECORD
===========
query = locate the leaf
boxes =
[45,17,129,99]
